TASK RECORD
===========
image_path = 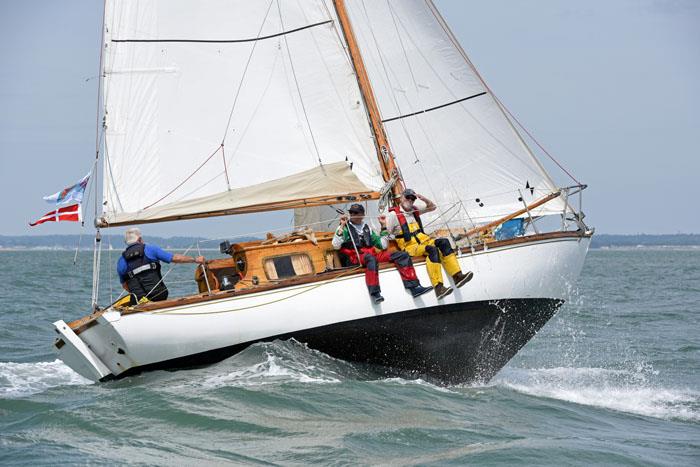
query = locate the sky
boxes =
[0,0,698,238]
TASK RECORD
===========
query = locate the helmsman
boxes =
[117,227,206,304]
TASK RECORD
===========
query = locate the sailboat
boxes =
[53,0,592,384]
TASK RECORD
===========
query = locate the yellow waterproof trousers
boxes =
[400,234,461,287]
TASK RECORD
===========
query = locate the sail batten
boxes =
[111,19,333,43]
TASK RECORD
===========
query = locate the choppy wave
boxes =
[175,340,364,390]
[0,359,91,398]
[495,366,700,422]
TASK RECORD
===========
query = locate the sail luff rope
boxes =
[276,0,324,168]
[424,0,578,188]
[384,1,477,234]
[90,0,108,307]
[358,0,465,239]
[394,4,543,176]
[358,1,419,164]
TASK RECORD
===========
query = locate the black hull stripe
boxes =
[381,91,488,123]
[112,20,333,44]
[106,298,563,385]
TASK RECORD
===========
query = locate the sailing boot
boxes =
[452,271,474,288]
[434,283,453,300]
[410,284,433,298]
[371,292,385,304]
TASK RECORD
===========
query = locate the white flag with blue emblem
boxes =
[43,173,90,205]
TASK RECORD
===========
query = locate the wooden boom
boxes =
[464,191,562,238]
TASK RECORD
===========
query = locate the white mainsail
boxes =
[344,0,567,228]
[99,0,384,226]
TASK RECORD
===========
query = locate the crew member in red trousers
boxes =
[332,203,432,304]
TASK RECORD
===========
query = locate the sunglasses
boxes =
[405,195,416,201]
[348,210,362,215]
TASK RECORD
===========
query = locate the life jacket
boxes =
[341,223,373,250]
[390,205,425,244]
[122,243,168,303]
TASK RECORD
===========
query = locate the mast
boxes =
[333,0,404,201]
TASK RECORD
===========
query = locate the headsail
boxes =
[344,0,567,228]
[99,0,384,227]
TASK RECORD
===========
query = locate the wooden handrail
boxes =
[463,191,561,238]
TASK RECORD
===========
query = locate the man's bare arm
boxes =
[417,194,437,214]
[172,254,206,265]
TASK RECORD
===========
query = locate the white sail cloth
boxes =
[100,162,373,226]
[344,0,567,226]
[100,0,383,226]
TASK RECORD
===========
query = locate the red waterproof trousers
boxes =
[339,247,419,295]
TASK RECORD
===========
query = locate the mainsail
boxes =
[99,0,384,227]
[344,0,567,228]
[98,0,568,230]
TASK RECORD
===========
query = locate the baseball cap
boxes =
[348,203,365,214]
[402,188,417,199]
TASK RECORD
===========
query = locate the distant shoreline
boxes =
[1,233,699,251]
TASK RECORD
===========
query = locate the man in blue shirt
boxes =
[118,227,205,303]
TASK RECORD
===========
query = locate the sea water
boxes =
[0,249,698,465]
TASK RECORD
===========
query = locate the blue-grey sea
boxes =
[0,248,698,465]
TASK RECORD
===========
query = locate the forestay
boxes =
[99,0,384,227]
[344,0,567,227]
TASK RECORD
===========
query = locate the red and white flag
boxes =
[29,203,82,227]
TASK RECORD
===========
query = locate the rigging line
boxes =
[103,137,124,213]
[320,0,353,67]
[358,0,420,164]
[381,92,487,123]
[293,0,367,158]
[221,145,231,190]
[94,0,107,156]
[276,0,323,168]
[92,0,107,231]
[221,0,274,143]
[221,46,283,176]
[385,1,476,231]
[151,266,363,316]
[111,19,333,43]
[496,100,581,185]
[394,5,540,175]
[359,0,454,235]
[142,144,223,210]
[423,0,571,188]
[140,242,197,304]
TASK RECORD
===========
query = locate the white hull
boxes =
[54,235,590,383]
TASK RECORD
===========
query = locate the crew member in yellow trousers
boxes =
[385,189,474,299]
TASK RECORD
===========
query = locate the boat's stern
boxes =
[53,320,112,382]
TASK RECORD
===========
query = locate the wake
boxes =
[0,359,91,398]
[494,366,699,422]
